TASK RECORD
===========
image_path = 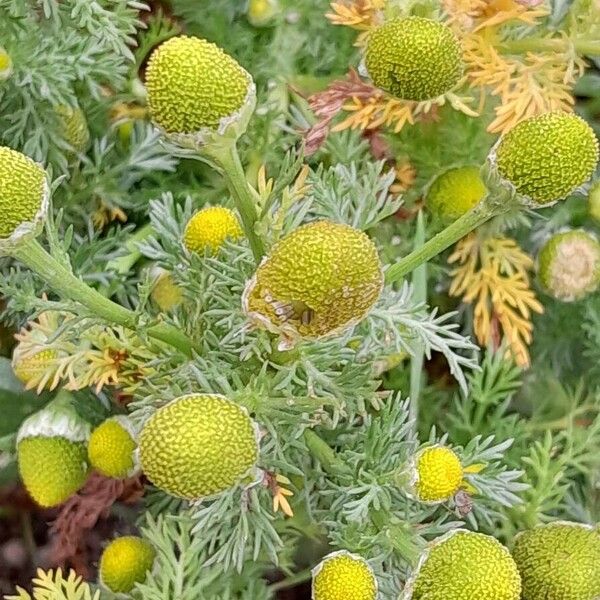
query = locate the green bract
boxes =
[139,394,259,500]
[365,17,463,101]
[495,112,599,205]
[513,522,600,600]
[405,530,521,600]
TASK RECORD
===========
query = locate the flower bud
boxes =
[243,221,383,347]
[145,36,256,148]
[411,446,463,503]
[12,348,57,390]
[537,230,600,302]
[404,530,521,599]
[139,394,260,500]
[88,416,138,479]
[55,106,90,154]
[99,536,156,593]
[365,17,463,102]
[494,112,599,205]
[183,206,243,254]
[312,551,377,600]
[247,0,280,27]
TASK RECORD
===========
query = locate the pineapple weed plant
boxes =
[1,1,600,599]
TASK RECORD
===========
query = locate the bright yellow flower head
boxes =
[145,36,253,136]
[537,230,600,302]
[183,206,243,254]
[495,112,599,205]
[0,147,47,246]
[100,536,156,594]
[513,522,600,600]
[406,530,522,600]
[414,446,464,503]
[88,417,138,479]
[139,394,259,500]
[427,166,487,222]
[243,221,383,346]
[312,551,377,600]
[365,17,463,102]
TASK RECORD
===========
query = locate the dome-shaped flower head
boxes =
[512,522,600,600]
[183,206,243,254]
[99,536,156,594]
[243,221,383,347]
[404,530,521,600]
[139,394,260,500]
[365,17,463,102]
[410,446,464,503]
[55,106,90,154]
[17,399,90,507]
[145,35,256,147]
[537,230,600,302]
[12,348,57,390]
[88,416,138,479]
[247,0,280,27]
[0,147,48,253]
[151,269,183,312]
[312,551,377,600]
[426,166,487,222]
[494,112,599,205]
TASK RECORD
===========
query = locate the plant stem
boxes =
[205,140,265,261]
[12,238,196,357]
[269,568,313,592]
[385,200,496,284]
[409,211,427,428]
[106,222,154,275]
[303,429,352,477]
[500,37,600,56]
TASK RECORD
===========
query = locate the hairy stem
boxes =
[385,200,496,284]
[205,140,265,261]
[303,429,352,477]
[106,222,154,275]
[269,568,313,592]
[12,238,196,357]
[500,37,600,56]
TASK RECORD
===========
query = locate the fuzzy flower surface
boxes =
[183,206,243,254]
[414,446,464,503]
[537,230,600,302]
[139,394,259,500]
[365,17,463,102]
[100,536,156,593]
[145,35,252,134]
[513,522,600,600]
[405,530,521,600]
[88,417,138,479]
[243,220,383,346]
[312,551,377,600]
[495,112,599,205]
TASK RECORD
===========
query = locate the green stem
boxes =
[269,568,313,592]
[303,429,351,477]
[500,37,600,56]
[107,222,153,275]
[12,238,195,357]
[385,200,496,284]
[205,140,265,261]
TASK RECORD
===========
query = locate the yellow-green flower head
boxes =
[243,221,383,347]
[365,17,463,102]
[145,36,255,147]
[426,166,487,222]
[12,348,57,390]
[412,446,463,503]
[494,112,599,205]
[537,230,600,302]
[404,530,522,600]
[587,180,600,222]
[183,206,243,254]
[55,106,90,154]
[312,551,377,600]
[16,400,90,507]
[139,394,260,500]
[0,46,13,81]
[151,269,183,311]
[247,0,280,26]
[512,522,600,600]
[99,536,156,594]
[0,147,48,252]
[88,416,138,479]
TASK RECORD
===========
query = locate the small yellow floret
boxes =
[88,418,137,479]
[183,206,243,254]
[415,446,463,503]
[312,551,377,600]
[100,536,156,593]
